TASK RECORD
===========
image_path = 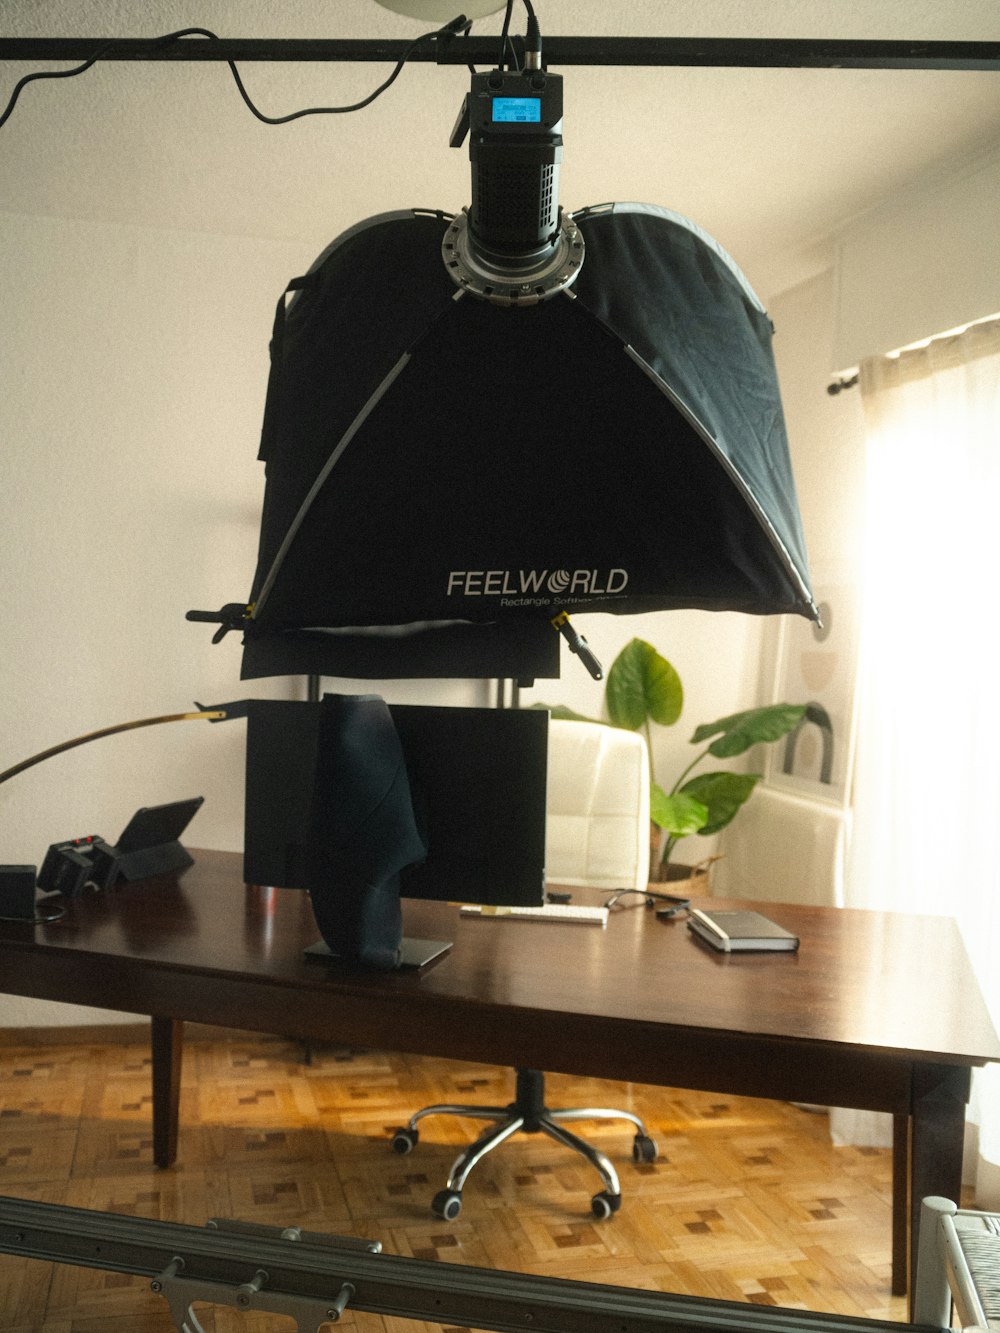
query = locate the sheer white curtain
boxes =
[835,317,1000,1205]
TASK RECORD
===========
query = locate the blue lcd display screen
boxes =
[492,96,542,124]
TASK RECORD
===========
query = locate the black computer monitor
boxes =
[244,697,548,967]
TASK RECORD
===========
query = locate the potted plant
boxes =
[546,637,806,884]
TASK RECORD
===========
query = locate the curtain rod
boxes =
[1,36,998,71]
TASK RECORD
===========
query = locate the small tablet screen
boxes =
[116,797,204,853]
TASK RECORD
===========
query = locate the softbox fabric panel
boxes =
[239,204,816,682]
[569,204,812,596]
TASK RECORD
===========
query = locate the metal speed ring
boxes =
[441,213,585,306]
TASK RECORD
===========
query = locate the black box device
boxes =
[0,865,39,921]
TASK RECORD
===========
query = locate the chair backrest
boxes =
[545,719,650,890]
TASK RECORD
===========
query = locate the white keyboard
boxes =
[460,903,608,926]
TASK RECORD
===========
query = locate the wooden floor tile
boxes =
[0,1032,915,1330]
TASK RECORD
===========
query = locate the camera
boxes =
[37,835,119,897]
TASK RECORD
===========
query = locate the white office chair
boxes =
[391,719,657,1221]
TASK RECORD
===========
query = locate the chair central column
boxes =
[515,1068,547,1129]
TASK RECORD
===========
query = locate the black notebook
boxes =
[687,907,799,953]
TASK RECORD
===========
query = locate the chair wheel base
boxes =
[432,1189,463,1221]
[591,1190,622,1219]
[391,1127,418,1154]
[632,1133,657,1163]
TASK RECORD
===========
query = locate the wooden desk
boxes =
[2,849,998,1304]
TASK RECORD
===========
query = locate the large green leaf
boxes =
[689,703,806,758]
[680,771,760,835]
[650,784,708,837]
[606,638,683,731]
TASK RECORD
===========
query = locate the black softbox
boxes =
[227,202,817,681]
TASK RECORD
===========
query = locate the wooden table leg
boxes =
[892,1113,909,1296]
[908,1063,971,1316]
[150,1015,184,1169]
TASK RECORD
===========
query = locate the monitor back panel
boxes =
[244,699,547,907]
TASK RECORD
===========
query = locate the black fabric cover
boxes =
[304,693,427,970]
[241,618,559,682]
[238,205,817,681]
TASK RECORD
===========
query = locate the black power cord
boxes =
[223,17,469,124]
[498,0,515,68]
[0,16,471,132]
[498,0,539,72]
[1,35,115,130]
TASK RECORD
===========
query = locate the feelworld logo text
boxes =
[446,568,629,602]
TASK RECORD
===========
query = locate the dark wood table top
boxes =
[4,849,997,1078]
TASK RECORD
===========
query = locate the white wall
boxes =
[0,211,304,861]
[833,146,1000,372]
[769,270,868,587]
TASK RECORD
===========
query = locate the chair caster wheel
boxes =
[391,1127,418,1154]
[591,1190,622,1219]
[432,1189,462,1221]
[632,1133,657,1163]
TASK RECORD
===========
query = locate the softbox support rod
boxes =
[0,709,227,789]
[1,36,998,71]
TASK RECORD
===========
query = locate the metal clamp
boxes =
[150,1225,365,1333]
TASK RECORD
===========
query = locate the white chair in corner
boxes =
[391,718,657,1221]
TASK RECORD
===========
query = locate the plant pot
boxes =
[649,856,719,896]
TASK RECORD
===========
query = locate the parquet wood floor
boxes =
[0,1027,911,1332]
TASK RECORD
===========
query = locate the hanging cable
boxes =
[224,16,468,123]
[498,0,517,69]
[0,17,470,131]
[0,37,111,129]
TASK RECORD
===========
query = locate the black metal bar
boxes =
[1,35,999,71]
[0,1194,920,1333]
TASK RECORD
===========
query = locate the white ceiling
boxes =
[3,0,999,299]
